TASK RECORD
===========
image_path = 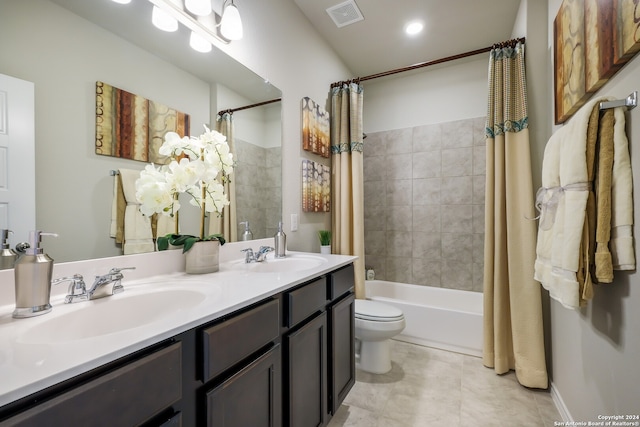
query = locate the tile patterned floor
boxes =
[328,340,562,427]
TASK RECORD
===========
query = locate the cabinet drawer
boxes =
[285,277,327,327]
[5,342,182,427]
[329,264,354,301]
[202,298,280,382]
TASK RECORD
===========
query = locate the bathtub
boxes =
[365,280,483,357]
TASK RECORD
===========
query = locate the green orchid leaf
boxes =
[157,235,170,251]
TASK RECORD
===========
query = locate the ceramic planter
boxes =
[185,240,220,274]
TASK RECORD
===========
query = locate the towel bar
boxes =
[110,170,119,176]
[599,91,637,111]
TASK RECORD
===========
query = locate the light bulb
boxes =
[110,0,132,4]
[185,0,211,16]
[405,21,424,36]
[152,5,178,32]
[220,3,243,40]
[190,31,212,53]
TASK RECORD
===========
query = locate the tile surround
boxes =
[364,117,486,291]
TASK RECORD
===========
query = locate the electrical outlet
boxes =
[291,214,298,231]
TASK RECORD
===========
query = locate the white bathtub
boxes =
[365,280,483,357]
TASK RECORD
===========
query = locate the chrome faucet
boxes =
[52,274,89,304]
[88,267,135,299]
[242,246,274,263]
[53,267,135,303]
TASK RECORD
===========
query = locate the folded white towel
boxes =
[534,97,609,309]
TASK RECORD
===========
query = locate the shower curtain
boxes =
[209,112,238,242]
[483,41,548,389]
[331,82,366,299]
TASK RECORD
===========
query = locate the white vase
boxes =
[185,240,220,274]
[320,245,331,254]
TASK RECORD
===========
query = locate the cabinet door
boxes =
[206,345,282,427]
[328,293,355,415]
[285,312,327,427]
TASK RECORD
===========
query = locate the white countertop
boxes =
[0,240,356,408]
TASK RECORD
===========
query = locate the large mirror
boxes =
[1,0,282,262]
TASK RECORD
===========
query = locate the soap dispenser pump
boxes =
[0,229,17,270]
[240,221,253,241]
[274,221,286,258]
[13,231,58,319]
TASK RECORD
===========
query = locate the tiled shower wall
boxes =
[363,117,486,292]
[234,139,282,239]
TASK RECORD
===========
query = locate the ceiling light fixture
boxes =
[220,0,243,41]
[185,0,211,17]
[405,21,424,36]
[110,0,132,4]
[152,5,178,32]
[189,31,212,52]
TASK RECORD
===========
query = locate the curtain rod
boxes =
[331,37,525,88]
[217,97,282,116]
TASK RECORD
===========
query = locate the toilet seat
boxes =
[355,299,404,322]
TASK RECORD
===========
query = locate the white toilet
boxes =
[354,299,406,374]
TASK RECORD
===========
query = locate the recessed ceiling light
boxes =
[405,21,424,36]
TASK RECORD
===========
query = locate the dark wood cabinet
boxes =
[328,293,355,415]
[285,312,328,427]
[0,263,355,427]
[282,263,355,427]
[206,344,281,427]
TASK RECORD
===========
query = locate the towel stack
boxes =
[534,97,635,309]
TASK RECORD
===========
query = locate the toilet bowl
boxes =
[354,299,405,374]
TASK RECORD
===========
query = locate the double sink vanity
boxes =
[0,240,357,426]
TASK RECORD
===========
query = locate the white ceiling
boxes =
[293,0,522,78]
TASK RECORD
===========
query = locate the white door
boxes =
[0,73,36,248]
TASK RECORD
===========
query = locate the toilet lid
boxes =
[355,299,404,321]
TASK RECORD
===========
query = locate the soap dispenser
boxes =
[240,221,253,241]
[13,231,58,318]
[0,229,17,270]
[274,221,286,258]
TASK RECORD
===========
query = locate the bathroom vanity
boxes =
[0,246,356,426]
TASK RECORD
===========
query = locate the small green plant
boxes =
[318,230,331,246]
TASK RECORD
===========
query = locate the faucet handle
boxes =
[52,274,88,304]
[108,267,136,275]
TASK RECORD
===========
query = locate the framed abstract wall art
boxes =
[301,97,330,158]
[554,0,640,124]
[302,160,330,212]
[95,81,190,164]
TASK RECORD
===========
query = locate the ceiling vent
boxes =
[326,0,364,28]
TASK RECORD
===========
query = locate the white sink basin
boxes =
[224,254,327,273]
[18,288,207,344]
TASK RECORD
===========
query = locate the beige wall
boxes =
[546,0,640,420]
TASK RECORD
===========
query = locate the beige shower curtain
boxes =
[483,41,548,389]
[331,82,366,298]
[209,112,237,242]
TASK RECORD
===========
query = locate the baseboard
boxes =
[550,381,572,422]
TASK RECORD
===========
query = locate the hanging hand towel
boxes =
[119,168,155,254]
[609,107,635,270]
